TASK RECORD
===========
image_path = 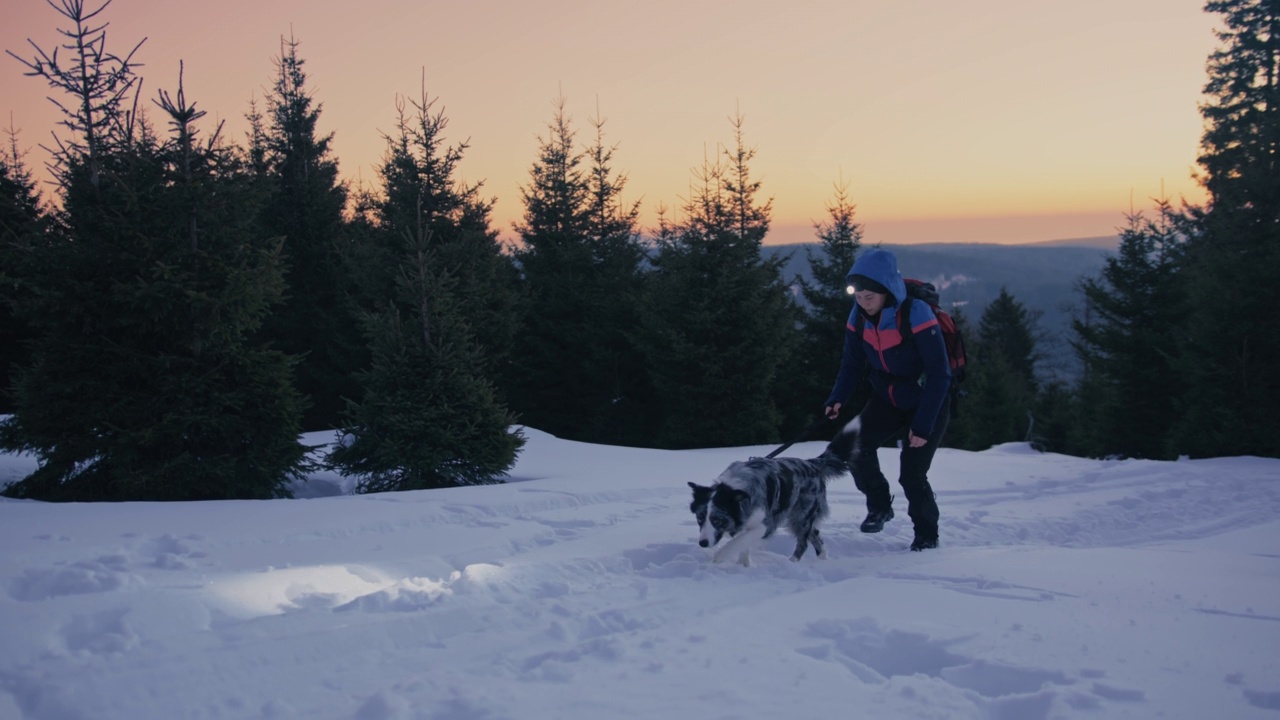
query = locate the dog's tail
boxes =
[819,416,861,465]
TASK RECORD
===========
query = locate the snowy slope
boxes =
[1,429,1278,719]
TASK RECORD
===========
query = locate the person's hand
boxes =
[907,430,927,448]
[825,403,841,420]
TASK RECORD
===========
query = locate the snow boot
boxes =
[860,497,895,533]
[909,535,938,552]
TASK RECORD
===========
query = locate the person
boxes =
[823,248,952,551]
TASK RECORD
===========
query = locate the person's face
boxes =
[855,289,887,316]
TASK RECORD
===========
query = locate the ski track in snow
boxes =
[1,444,1279,719]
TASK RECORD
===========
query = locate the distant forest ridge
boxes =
[1022,234,1120,249]
[762,239,1118,377]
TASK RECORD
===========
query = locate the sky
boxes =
[2,426,1279,718]
[2,0,1219,245]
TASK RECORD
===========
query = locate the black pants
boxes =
[850,392,950,539]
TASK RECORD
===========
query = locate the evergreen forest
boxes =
[2,0,1277,501]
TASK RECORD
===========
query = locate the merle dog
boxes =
[688,418,860,566]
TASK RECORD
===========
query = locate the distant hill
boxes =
[1024,235,1119,249]
[763,241,1117,378]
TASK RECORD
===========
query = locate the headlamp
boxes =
[847,275,888,296]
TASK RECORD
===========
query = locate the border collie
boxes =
[688,418,861,566]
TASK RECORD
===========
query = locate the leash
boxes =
[764,415,833,459]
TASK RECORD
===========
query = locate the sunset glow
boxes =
[1,0,1216,244]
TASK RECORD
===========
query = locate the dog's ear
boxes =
[688,481,712,500]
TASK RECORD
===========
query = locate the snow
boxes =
[1,427,1278,719]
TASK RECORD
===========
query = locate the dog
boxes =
[688,418,861,566]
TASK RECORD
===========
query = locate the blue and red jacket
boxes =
[824,249,952,439]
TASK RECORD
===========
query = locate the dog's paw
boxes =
[739,552,751,567]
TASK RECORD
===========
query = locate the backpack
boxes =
[899,278,967,383]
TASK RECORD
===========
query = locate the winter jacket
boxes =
[825,249,952,439]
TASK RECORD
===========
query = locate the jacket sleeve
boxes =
[908,304,952,439]
[824,316,868,409]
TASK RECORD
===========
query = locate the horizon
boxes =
[767,213,1125,247]
[2,0,1215,245]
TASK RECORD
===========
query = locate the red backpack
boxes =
[901,278,967,382]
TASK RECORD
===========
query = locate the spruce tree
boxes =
[1028,379,1077,454]
[326,222,523,492]
[0,124,46,414]
[325,82,523,491]
[793,177,864,434]
[510,97,647,444]
[1,17,309,501]
[635,112,799,448]
[1071,202,1188,459]
[947,289,1039,450]
[255,35,360,431]
[950,351,1034,451]
[981,289,1040,393]
[4,0,145,189]
[1173,0,1280,458]
[575,107,649,444]
[509,96,591,438]
[357,83,520,394]
[1198,0,1280,225]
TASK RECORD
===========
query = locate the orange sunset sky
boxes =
[3,0,1218,245]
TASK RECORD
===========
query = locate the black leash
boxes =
[764,415,833,459]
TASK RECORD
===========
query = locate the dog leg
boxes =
[713,512,767,565]
[789,525,828,561]
[712,525,762,564]
[812,528,826,559]
[790,534,809,562]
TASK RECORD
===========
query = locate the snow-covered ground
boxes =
[1,427,1278,719]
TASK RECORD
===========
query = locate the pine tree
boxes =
[1071,201,1188,459]
[1,25,309,501]
[244,95,270,178]
[255,34,360,431]
[1173,0,1280,458]
[509,96,647,444]
[326,223,523,492]
[359,82,520,378]
[4,0,145,190]
[635,111,799,448]
[325,82,523,491]
[1029,380,1076,454]
[575,106,649,444]
[951,351,1035,451]
[1198,0,1280,225]
[792,177,864,434]
[0,123,46,414]
[981,289,1040,393]
[947,289,1039,450]
[509,95,590,438]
